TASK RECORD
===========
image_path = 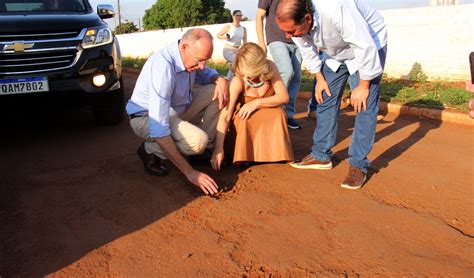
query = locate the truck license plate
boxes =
[0,77,49,95]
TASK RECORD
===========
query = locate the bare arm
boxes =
[209,74,229,109]
[217,25,231,40]
[155,136,218,195]
[211,77,243,171]
[236,62,289,120]
[256,62,289,107]
[256,8,267,53]
[243,27,247,44]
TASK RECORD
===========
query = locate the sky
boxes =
[89,0,474,29]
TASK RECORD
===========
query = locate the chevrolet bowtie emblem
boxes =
[3,42,35,52]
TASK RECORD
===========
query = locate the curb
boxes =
[122,69,473,126]
[298,91,473,126]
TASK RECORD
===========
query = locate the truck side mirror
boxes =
[97,4,114,19]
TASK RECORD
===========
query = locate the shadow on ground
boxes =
[293,100,442,181]
[332,105,442,180]
[0,88,242,276]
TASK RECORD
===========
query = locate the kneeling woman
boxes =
[211,42,294,170]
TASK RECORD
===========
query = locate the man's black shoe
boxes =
[137,142,169,176]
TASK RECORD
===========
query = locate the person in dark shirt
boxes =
[256,0,303,130]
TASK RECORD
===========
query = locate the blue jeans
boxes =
[268,41,302,119]
[308,77,317,112]
[310,46,387,172]
[309,51,325,113]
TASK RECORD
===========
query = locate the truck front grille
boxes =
[0,30,81,42]
[0,29,86,75]
[0,48,81,75]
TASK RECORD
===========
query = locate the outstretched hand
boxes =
[187,170,219,195]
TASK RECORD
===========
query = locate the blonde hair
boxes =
[233,43,274,81]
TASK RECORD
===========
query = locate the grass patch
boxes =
[122,57,147,69]
[123,57,473,113]
[379,78,472,112]
[206,60,229,76]
[300,69,315,92]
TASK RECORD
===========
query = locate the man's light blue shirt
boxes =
[126,41,218,138]
[292,0,388,80]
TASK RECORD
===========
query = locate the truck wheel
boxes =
[92,86,125,125]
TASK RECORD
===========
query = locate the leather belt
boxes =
[130,114,142,119]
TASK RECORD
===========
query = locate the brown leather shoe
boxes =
[341,165,367,190]
[137,142,169,176]
[290,154,332,170]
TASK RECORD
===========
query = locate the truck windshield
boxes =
[0,0,88,12]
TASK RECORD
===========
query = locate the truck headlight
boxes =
[81,27,113,49]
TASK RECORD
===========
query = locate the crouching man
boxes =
[126,28,229,195]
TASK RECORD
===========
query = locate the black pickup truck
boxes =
[0,0,123,125]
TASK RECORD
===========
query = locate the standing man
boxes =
[126,28,229,195]
[256,0,302,129]
[276,0,388,189]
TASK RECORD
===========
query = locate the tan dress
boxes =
[229,84,294,164]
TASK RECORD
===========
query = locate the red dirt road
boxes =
[1,72,473,277]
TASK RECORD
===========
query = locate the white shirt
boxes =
[126,42,218,138]
[292,0,388,80]
[226,24,245,47]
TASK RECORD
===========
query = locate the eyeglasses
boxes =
[234,14,242,17]
[193,53,208,66]
[244,76,265,88]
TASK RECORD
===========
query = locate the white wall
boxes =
[116,21,258,61]
[382,4,473,81]
[117,4,474,81]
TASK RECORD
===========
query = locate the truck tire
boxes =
[92,86,125,125]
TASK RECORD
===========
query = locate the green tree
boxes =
[409,62,428,83]
[200,0,231,24]
[143,0,232,30]
[143,0,174,30]
[115,22,138,34]
[173,0,203,29]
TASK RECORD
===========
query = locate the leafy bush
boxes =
[393,87,419,103]
[409,62,428,83]
[438,88,471,105]
[114,22,138,34]
[380,81,404,102]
